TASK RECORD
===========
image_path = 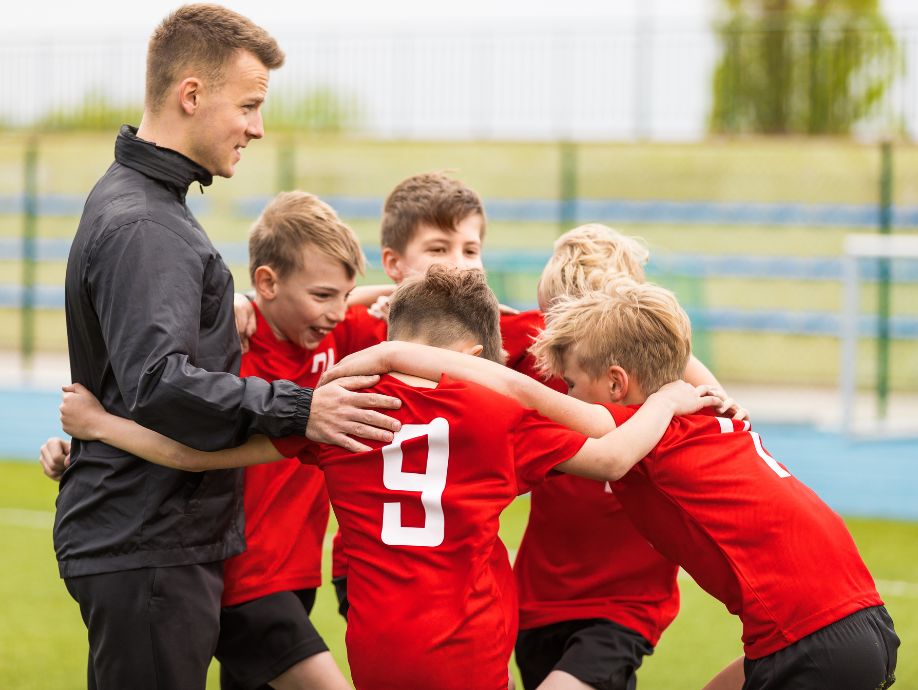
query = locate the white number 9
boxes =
[381,418,450,547]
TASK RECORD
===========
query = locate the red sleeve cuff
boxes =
[271,435,318,463]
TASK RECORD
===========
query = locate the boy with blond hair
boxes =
[323,277,898,690]
[515,223,738,690]
[57,266,724,690]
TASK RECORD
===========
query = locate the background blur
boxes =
[0,2,916,687]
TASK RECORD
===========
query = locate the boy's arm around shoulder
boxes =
[60,383,284,471]
[555,381,724,482]
[320,340,616,437]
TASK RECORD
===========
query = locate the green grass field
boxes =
[1,460,913,689]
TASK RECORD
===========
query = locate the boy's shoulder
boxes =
[334,305,389,356]
[499,310,545,368]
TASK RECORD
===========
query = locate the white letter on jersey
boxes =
[716,417,791,478]
[311,348,336,374]
[380,417,449,547]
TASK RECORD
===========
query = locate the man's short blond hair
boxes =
[539,224,649,307]
[388,265,503,364]
[249,192,365,283]
[531,278,691,395]
[146,4,285,113]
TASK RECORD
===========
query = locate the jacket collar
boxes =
[114,125,213,200]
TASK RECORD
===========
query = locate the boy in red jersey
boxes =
[58,266,723,690]
[325,278,899,690]
[515,224,744,690]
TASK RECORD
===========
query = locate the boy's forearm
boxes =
[95,414,281,471]
[684,354,720,388]
[562,394,675,482]
[384,342,616,437]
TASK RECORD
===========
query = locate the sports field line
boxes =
[6,510,918,599]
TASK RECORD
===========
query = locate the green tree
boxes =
[710,0,900,135]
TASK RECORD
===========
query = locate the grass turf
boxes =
[0,460,913,689]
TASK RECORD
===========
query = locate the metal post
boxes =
[840,251,859,435]
[22,136,38,371]
[876,140,892,419]
[558,140,577,235]
[277,135,296,192]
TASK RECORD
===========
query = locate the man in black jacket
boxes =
[52,6,401,689]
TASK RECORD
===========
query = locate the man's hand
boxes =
[306,375,402,453]
[233,292,257,353]
[39,437,71,481]
[60,383,107,441]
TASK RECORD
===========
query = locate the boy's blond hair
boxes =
[532,278,691,396]
[249,191,366,283]
[146,4,285,113]
[539,224,649,307]
[380,173,486,253]
[388,265,503,364]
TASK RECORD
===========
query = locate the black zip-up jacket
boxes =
[55,125,312,578]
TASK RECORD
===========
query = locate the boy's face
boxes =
[259,248,355,351]
[383,213,484,284]
[560,349,613,405]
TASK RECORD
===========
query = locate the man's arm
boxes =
[59,383,284,471]
[88,223,399,452]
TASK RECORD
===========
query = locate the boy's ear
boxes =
[461,343,484,358]
[380,247,405,284]
[253,265,279,300]
[607,365,630,403]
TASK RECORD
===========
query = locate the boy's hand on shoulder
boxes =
[39,436,71,481]
[307,375,402,453]
[651,380,726,416]
[367,295,391,321]
[233,292,257,353]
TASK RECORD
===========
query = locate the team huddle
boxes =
[40,5,900,690]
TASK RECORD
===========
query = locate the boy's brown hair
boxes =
[249,191,366,282]
[539,224,649,308]
[532,278,691,395]
[388,265,503,364]
[380,173,486,253]
[146,4,285,113]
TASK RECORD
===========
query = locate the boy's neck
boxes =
[389,372,439,388]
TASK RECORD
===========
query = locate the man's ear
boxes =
[178,77,202,115]
[380,248,405,284]
[607,365,630,403]
[253,265,279,300]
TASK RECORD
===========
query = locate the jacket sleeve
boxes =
[85,219,311,450]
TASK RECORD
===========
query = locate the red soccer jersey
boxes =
[505,310,680,643]
[328,308,549,581]
[605,405,883,659]
[274,374,589,690]
[221,303,359,607]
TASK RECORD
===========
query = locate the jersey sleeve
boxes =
[510,408,589,494]
[334,305,389,358]
[271,435,320,465]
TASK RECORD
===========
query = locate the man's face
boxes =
[384,213,484,284]
[560,349,612,405]
[187,50,269,178]
[260,248,356,351]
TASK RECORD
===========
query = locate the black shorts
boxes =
[744,605,899,690]
[65,562,223,690]
[332,576,350,620]
[515,618,654,690]
[216,588,328,690]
